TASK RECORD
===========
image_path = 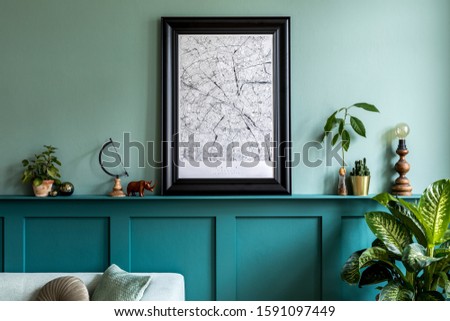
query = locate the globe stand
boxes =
[110,177,126,197]
[99,138,129,197]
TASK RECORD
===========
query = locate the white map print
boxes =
[178,34,274,179]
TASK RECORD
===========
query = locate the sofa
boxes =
[0,272,185,301]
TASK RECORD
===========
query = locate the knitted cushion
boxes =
[91,264,151,301]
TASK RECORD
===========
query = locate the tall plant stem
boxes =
[341,109,348,168]
[387,261,412,290]
[424,246,435,291]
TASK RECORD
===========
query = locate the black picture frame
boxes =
[162,17,291,195]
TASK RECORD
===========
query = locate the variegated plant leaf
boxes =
[417,179,450,245]
[430,250,450,275]
[358,263,392,287]
[440,240,450,249]
[401,243,442,273]
[372,192,397,207]
[437,272,450,298]
[398,198,420,219]
[416,291,445,301]
[434,248,450,257]
[440,229,450,244]
[359,247,390,269]
[341,250,365,285]
[379,281,414,301]
[371,238,388,250]
[388,201,427,247]
[365,212,412,256]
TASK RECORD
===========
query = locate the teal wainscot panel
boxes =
[340,216,378,300]
[130,217,216,301]
[25,217,110,272]
[236,217,321,300]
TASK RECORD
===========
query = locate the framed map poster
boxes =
[162,17,291,195]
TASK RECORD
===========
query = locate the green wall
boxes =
[1,0,449,195]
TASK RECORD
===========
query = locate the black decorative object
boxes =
[98,138,129,197]
[162,17,291,195]
[59,182,74,196]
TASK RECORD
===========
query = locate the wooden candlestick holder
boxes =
[392,139,412,196]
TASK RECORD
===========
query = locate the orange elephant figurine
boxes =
[126,180,157,197]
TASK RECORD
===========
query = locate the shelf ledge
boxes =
[0,194,421,201]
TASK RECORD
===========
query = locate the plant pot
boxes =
[351,176,370,196]
[32,180,54,197]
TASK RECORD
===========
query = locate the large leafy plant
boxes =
[341,179,450,300]
[322,103,379,168]
[22,145,61,186]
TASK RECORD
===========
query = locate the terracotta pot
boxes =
[32,180,54,197]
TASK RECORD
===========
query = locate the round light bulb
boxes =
[395,123,410,139]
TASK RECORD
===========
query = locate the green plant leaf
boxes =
[372,192,398,207]
[437,272,450,298]
[365,212,412,256]
[379,281,414,301]
[434,248,450,257]
[33,178,43,187]
[336,118,344,134]
[359,247,390,269]
[358,263,392,287]
[22,159,29,167]
[350,116,366,137]
[47,167,58,179]
[440,240,450,249]
[331,133,339,146]
[417,179,450,245]
[398,198,421,218]
[371,238,388,250]
[416,291,445,301]
[402,243,442,273]
[353,103,380,113]
[440,229,450,244]
[341,129,350,151]
[341,250,364,285]
[324,112,337,132]
[387,201,427,247]
[21,173,29,183]
[431,250,450,277]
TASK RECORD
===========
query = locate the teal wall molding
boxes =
[0,195,419,300]
[0,0,449,195]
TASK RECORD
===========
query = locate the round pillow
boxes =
[36,276,89,301]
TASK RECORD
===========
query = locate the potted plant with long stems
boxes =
[341,179,450,300]
[322,102,380,195]
[21,145,62,197]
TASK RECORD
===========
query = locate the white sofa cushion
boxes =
[0,272,185,301]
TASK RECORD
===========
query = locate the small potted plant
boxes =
[350,158,370,195]
[21,145,62,197]
[322,102,379,195]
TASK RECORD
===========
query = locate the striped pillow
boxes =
[36,276,89,301]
